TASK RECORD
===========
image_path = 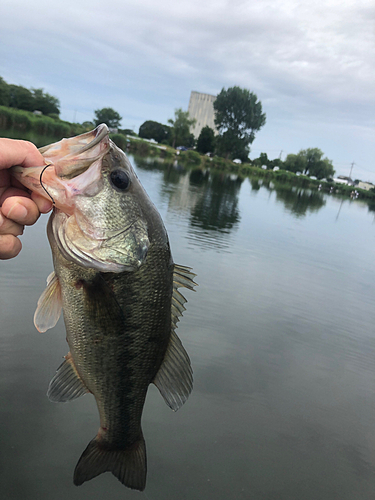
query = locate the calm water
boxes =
[1,156,375,499]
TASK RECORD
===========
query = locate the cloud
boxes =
[0,0,374,178]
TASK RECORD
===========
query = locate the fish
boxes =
[11,124,197,491]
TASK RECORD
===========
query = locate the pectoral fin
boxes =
[34,271,62,333]
[153,330,193,411]
[47,352,89,402]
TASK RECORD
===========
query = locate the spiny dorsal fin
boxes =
[153,330,193,412]
[47,352,89,402]
[172,264,197,327]
[34,271,62,333]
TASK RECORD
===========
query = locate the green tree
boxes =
[94,107,122,128]
[139,120,170,143]
[284,148,335,179]
[196,126,215,154]
[300,148,335,179]
[0,77,10,106]
[81,121,95,130]
[168,108,196,149]
[214,86,266,160]
[283,153,306,174]
[8,84,34,111]
[253,152,270,168]
[120,128,137,136]
[32,88,60,115]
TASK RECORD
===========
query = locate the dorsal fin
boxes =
[173,264,198,292]
[171,264,197,327]
[34,271,62,333]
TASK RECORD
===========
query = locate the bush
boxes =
[211,156,228,169]
[180,150,201,165]
[160,148,175,161]
[12,110,32,131]
[109,133,129,151]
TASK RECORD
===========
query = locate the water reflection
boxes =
[135,158,327,226]
[135,158,242,233]
[188,170,242,232]
[248,178,326,217]
[274,187,325,217]
[134,157,243,252]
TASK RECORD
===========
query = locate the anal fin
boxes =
[47,352,89,402]
[153,330,193,411]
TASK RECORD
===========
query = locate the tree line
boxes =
[0,76,60,116]
[0,76,335,180]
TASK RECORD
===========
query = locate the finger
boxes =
[0,139,45,169]
[0,212,24,236]
[1,196,40,226]
[31,192,53,214]
[0,186,31,206]
[0,234,22,259]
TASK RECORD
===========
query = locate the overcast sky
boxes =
[1,0,374,180]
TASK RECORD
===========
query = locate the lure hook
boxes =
[40,164,55,205]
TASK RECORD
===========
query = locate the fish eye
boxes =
[110,169,131,191]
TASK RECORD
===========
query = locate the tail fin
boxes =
[73,434,147,491]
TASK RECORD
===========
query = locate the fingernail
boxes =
[7,203,28,221]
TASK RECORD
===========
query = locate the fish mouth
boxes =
[39,123,109,158]
[40,123,110,179]
[10,125,111,212]
[51,211,150,273]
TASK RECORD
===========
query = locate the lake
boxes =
[1,155,375,499]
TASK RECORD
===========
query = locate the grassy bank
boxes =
[0,106,87,147]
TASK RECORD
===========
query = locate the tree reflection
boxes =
[255,181,326,217]
[250,179,261,191]
[189,171,242,232]
[274,187,325,217]
[134,157,243,250]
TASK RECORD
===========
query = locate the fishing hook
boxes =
[39,164,55,205]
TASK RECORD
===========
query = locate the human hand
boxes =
[0,138,53,259]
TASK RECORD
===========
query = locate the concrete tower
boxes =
[188,91,217,139]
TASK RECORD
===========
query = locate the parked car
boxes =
[176,146,188,151]
[233,159,242,164]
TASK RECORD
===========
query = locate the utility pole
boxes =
[349,161,355,179]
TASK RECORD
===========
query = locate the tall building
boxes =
[188,91,217,139]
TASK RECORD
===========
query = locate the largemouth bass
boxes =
[11,124,196,491]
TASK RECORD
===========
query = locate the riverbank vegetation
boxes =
[0,105,87,146]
